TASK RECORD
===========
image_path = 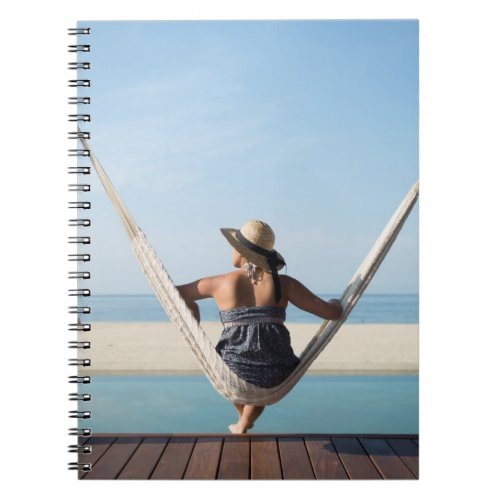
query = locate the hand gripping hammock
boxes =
[79,133,419,405]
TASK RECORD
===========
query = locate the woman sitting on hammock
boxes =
[178,220,342,434]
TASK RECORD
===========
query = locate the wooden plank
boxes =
[91,432,418,439]
[78,434,419,481]
[79,436,116,480]
[331,437,382,479]
[150,436,195,479]
[360,438,415,479]
[278,437,315,480]
[183,437,223,480]
[117,437,169,479]
[218,437,250,479]
[83,437,142,480]
[251,437,282,479]
[386,438,419,478]
[305,437,348,479]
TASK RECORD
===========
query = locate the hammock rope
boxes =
[78,132,419,405]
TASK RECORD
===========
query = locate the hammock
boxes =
[78,133,419,405]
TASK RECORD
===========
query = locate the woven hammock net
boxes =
[79,133,419,405]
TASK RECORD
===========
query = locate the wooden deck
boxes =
[77,433,418,480]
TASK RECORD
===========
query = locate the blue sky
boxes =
[80,20,418,295]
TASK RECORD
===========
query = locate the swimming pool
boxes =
[81,374,418,434]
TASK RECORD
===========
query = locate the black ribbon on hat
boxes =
[235,229,286,303]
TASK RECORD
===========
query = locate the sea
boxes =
[84,293,418,323]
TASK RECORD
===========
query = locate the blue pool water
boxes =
[82,375,418,434]
[83,293,418,324]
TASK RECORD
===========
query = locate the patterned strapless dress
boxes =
[215,305,300,389]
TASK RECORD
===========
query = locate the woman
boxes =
[177,220,342,434]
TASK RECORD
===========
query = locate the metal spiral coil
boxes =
[68,323,91,332]
[68,44,90,53]
[68,114,91,122]
[69,271,91,279]
[69,97,91,105]
[68,289,91,297]
[68,148,90,156]
[69,236,91,244]
[68,27,91,35]
[68,306,91,314]
[68,131,90,139]
[68,166,91,175]
[68,26,93,473]
[68,463,92,472]
[69,410,92,419]
[69,444,93,454]
[68,219,91,227]
[69,428,92,437]
[69,375,91,384]
[68,201,91,209]
[69,393,92,401]
[68,341,91,349]
[68,79,91,88]
[68,62,91,70]
[68,184,91,192]
[68,359,92,367]
[67,254,91,262]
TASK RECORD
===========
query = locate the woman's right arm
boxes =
[177,277,219,302]
[176,276,221,323]
[284,276,342,320]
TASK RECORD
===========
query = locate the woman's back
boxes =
[202,270,341,321]
[212,270,289,311]
[178,269,341,321]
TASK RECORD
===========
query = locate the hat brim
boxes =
[220,227,286,272]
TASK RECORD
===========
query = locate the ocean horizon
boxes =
[82,293,418,324]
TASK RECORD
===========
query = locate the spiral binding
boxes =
[68,26,92,473]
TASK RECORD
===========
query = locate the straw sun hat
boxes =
[220,220,286,303]
[220,220,286,272]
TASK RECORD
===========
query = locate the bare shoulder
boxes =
[199,271,232,286]
[177,273,231,301]
[280,274,304,291]
[202,270,240,289]
[279,275,310,302]
[281,274,342,320]
[281,274,315,303]
[210,270,239,284]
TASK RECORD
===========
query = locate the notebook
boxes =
[68,20,419,479]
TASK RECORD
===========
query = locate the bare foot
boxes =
[228,418,256,434]
[228,423,246,434]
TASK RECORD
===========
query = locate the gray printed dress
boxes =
[215,305,300,389]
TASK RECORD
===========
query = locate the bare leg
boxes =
[233,403,244,419]
[231,403,254,430]
[229,405,265,434]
